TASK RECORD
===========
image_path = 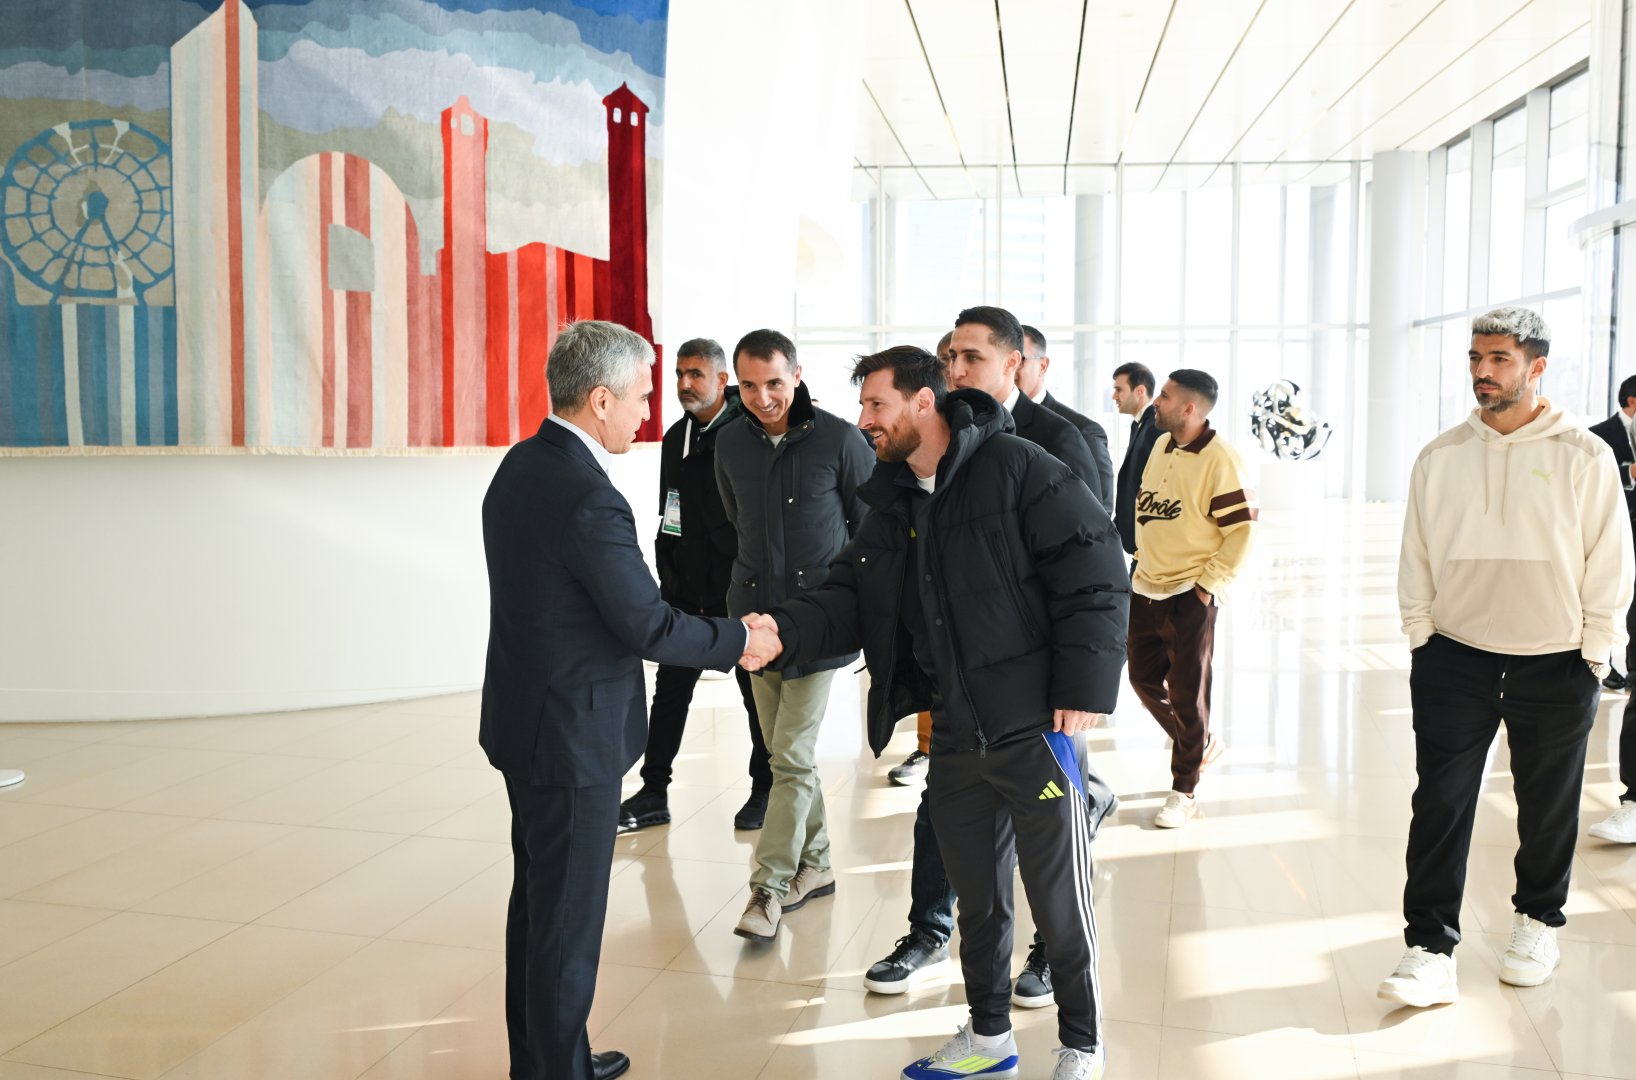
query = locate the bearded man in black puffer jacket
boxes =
[749,345,1128,1080]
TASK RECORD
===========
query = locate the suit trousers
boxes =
[639,664,771,795]
[504,776,620,1080]
[1621,692,1636,804]
[1127,590,1218,794]
[749,669,835,900]
[1403,634,1598,955]
[930,733,1103,1052]
[907,730,1115,949]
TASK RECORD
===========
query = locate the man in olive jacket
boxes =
[715,328,875,942]
[755,345,1128,1078]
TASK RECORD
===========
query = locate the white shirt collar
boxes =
[1622,409,1636,436]
[1002,386,1022,413]
[1026,385,1047,405]
[549,413,613,474]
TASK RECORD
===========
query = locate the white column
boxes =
[1366,150,1425,501]
[1073,194,1105,412]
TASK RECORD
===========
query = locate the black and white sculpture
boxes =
[1250,379,1332,461]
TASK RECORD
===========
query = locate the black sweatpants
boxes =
[929,731,1102,1052]
[1621,693,1636,804]
[504,775,620,1080]
[1403,634,1598,955]
[639,663,771,795]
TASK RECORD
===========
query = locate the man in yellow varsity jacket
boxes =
[1129,368,1258,828]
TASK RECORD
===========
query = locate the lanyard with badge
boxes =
[662,415,697,537]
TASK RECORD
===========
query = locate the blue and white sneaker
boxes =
[901,1023,1019,1079]
[1051,1043,1106,1080]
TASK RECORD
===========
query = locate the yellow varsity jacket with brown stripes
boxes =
[1131,423,1259,600]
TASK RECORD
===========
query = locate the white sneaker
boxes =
[1499,913,1559,987]
[1050,1044,1106,1080]
[1154,790,1199,829]
[1589,800,1636,843]
[1377,946,1458,1007]
[901,1023,1018,1079]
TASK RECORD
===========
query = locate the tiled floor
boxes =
[1,501,1634,1079]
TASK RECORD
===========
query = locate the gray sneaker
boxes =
[734,887,780,942]
[783,865,836,912]
[889,750,929,785]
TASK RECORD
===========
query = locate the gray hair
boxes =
[547,320,654,413]
[676,337,727,372]
[1472,307,1551,359]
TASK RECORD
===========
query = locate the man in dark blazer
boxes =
[1589,375,1636,843]
[480,320,780,1080]
[1112,361,1161,557]
[1019,324,1115,507]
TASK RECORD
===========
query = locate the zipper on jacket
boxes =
[922,511,989,755]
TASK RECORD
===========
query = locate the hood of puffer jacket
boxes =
[857,388,1016,510]
[1463,397,1579,524]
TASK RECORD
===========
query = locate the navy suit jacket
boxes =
[1010,392,1099,500]
[480,419,746,786]
[1041,390,1115,508]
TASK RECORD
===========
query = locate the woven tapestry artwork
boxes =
[0,0,666,452]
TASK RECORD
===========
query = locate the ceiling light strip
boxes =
[1062,0,1091,196]
[1155,0,1272,191]
[862,79,936,198]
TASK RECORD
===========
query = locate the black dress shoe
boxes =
[733,791,769,830]
[617,789,670,832]
[591,1049,630,1080]
[1603,670,1628,692]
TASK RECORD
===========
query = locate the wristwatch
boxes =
[1588,660,1612,679]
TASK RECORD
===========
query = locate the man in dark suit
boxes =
[1589,375,1636,843]
[1112,361,1161,557]
[480,320,781,1080]
[1019,324,1115,508]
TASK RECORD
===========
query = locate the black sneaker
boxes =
[888,749,929,785]
[1011,939,1054,1007]
[734,791,769,830]
[617,789,669,832]
[862,932,950,994]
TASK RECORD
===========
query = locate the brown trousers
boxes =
[1127,590,1218,794]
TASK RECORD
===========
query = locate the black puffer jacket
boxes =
[654,388,743,615]
[770,390,1130,755]
[715,381,876,678]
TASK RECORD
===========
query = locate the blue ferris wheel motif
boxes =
[0,119,173,303]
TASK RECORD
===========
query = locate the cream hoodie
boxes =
[1399,398,1633,660]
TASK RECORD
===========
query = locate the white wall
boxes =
[0,0,864,722]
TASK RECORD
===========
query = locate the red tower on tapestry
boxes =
[603,84,652,343]
[441,96,489,447]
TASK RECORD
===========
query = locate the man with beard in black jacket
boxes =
[747,345,1128,1080]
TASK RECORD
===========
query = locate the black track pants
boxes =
[928,731,1102,1052]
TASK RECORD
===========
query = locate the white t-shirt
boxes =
[914,472,936,494]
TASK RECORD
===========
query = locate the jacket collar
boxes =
[1163,420,1215,454]
[858,389,1014,510]
[537,413,609,473]
[740,380,817,443]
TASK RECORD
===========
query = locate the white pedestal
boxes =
[0,769,23,789]
[1255,458,1326,511]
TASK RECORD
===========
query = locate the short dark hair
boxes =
[935,330,952,355]
[676,337,726,372]
[1021,325,1047,355]
[852,345,947,403]
[1620,375,1636,410]
[1168,368,1218,407]
[1113,362,1155,395]
[954,305,1025,356]
[733,328,797,370]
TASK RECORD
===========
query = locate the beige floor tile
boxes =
[0,912,235,1055]
[353,722,478,768]
[1162,904,1350,1042]
[0,720,165,744]
[155,939,499,1080]
[418,789,508,843]
[117,753,331,817]
[385,860,510,951]
[133,707,368,755]
[0,810,193,898]
[1351,1051,1562,1078]
[0,737,82,767]
[133,826,398,923]
[270,713,443,762]
[1155,1026,1360,1079]
[18,818,289,909]
[315,766,499,834]
[0,803,95,849]
[212,759,429,826]
[1170,840,1324,917]
[0,900,114,968]
[1501,932,1636,1078]
[5,743,168,805]
[18,749,252,812]
[0,1063,138,1080]
[587,970,812,1079]
[599,855,747,969]
[256,835,507,937]
[371,692,479,719]
[6,924,368,1079]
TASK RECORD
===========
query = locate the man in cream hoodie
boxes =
[1381,307,1633,1008]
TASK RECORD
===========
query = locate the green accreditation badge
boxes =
[662,489,683,536]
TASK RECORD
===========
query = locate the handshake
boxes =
[738,613,782,672]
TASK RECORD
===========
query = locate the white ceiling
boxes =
[854,0,1591,199]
